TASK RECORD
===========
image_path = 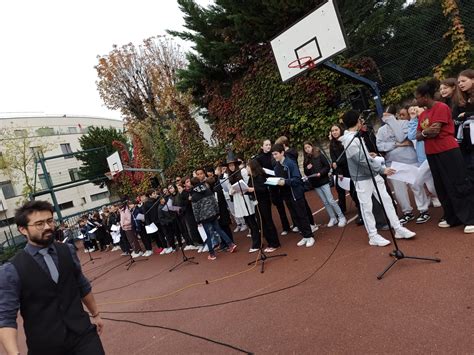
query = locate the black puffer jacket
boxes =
[303,154,330,188]
[191,182,219,224]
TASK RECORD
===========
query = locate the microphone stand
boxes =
[168,203,199,272]
[242,172,287,274]
[339,129,440,279]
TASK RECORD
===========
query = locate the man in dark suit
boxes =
[0,200,105,355]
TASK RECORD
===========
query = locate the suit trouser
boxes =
[289,198,313,239]
[355,175,402,238]
[28,325,105,355]
[427,148,474,226]
[256,198,281,248]
[389,178,429,214]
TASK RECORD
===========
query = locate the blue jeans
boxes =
[202,219,234,255]
[314,184,344,220]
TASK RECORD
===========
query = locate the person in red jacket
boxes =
[415,78,474,233]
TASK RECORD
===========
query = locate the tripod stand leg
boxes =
[403,255,441,262]
[377,258,399,280]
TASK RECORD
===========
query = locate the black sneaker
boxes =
[399,213,415,225]
[416,212,431,224]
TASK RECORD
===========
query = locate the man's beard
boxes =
[30,230,55,247]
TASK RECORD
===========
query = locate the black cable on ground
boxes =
[94,252,179,295]
[100,221,346,314]
[101,317,253,354]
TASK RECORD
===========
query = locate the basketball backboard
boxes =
[106,151,123,176]
[270,0,347,82]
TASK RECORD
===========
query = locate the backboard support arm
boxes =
[321,61,384,119]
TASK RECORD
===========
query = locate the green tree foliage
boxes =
[170,0,472,158]
[77,126,129,180]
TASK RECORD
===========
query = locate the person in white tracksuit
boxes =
[340,110,417,247]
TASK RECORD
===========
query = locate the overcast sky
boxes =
[0,0,211,120]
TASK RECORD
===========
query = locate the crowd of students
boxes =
[67,71,473,261]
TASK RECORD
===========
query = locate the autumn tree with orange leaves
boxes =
[95,36,210,185]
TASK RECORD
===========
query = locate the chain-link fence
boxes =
[345,0,473,94]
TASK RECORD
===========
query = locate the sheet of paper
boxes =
[263,168,275,176]
[136,213,145,221]
[77,234,85,240]
[373,156,386,167]
[88,227,98,234]
[145,222,158,234]
[265,177,282,186]
[334,176,351,191]
[168,205,182,212]
[197,224,207,242]
[388,161,419,185]
[111,231,121,244]
[231,179,249,193]
[470,122,474,144]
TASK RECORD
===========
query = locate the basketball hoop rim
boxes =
[288,56,315,69]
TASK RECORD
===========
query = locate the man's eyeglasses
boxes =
[28,218,55,230]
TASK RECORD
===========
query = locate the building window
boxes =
[14,129,27,137]
[68,168,81,182]
[58,201,74,210]
[36,127,55,136]
[90,192,109,202]
[30,146,44,159]
[0,181,15,199]
[68,127,78,134]
[38,173,51,190]
[60,143,73,158]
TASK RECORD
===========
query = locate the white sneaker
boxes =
[292,226,300,233]
[369,234,391,247]
[121,252,130,256]
[202,244,209,252]
[327,218,338,227]
[247,233,251,238]
[305,237,315,247]
[112,246,120,252]
[143,250,153,257]
[395,227,416,239]
[438,220,450,228]
[310,224,319,232]
[160,248,167,255]
[233,226,240,233]
[239,225,248,232]
[338,217,347,228]
[431,197,441,207]
[131,251,143,258]
[249,248,259,253]
[192,245,201,250]
[280,230,288,236]
[183,245,193,251]
[84,249,90,253]
[164,247,173,254]
[464,225,474,233]
[88,248,95,252]
[297,238,307,247]
[197,246,204,253]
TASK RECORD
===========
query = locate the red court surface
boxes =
[15,193,473,354]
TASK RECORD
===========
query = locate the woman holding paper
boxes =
[303,142,346,228]
[228,160,261,252]
[246,159,281,252]
[376,106,431,225]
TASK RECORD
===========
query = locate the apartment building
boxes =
[0,114,123,242]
